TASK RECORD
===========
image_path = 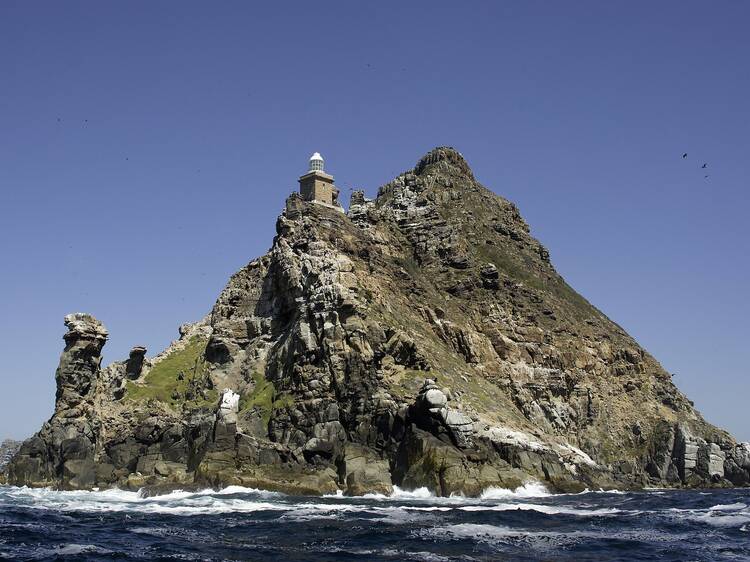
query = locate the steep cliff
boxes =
[7,148,749,495]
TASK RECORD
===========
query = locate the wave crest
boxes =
[480,481,550,499]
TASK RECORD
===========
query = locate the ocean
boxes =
[0,483,748,561]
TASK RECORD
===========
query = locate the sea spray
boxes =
[1,485,748,560]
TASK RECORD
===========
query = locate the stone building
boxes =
[298,152,342,209]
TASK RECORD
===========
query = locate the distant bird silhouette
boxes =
[682,153,688,158]
[704,175,710,179]
[701,163,708,169]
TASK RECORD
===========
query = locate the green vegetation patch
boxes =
[476,243,594,319]
[398,254,422,278]
[239,370,295,426]
[239,371,274,413]
[124,335,217,409]
[389,368,433,399]
[475,244,543,291]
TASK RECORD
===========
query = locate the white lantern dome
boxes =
[309,152,324,172]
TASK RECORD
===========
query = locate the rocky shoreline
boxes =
[4,147,749,495]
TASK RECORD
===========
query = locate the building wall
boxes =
[313,178,333,205]
[299,173,335,206]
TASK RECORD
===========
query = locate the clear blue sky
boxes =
[1,1,748,441]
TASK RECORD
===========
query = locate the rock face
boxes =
[6,147,749,494]
[0,440,21,475]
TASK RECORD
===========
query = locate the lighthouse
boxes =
[298,152,340,207]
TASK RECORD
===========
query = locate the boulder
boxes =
[339,443,393,496]
[674,425,701,482]
[125,346,147,379]
[411,380,475,449]
[423,388,447,409]
[724,443,750,485]
[393,427,522,496]
[439,409,475,449]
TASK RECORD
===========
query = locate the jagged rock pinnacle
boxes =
[62,313,108,346]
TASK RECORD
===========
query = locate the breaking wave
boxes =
[480,481,551,499]
[325,481,551,501]
[1,484,748,560]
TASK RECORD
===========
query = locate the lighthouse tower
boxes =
[298,152,340,207]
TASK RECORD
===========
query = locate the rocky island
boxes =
[5,147,749,495]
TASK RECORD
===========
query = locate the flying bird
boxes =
[682,153,688,158]
[701,163,707,169]
[704,175,709,179]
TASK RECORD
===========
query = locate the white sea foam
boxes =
[422,523,516,541]
[421,523,694,549]
[687,512,750,528]
[665,502,750,528]
[573,487,627,495]
[128,525,212,542]
[321,546,452,561]
[0,483,618,521]
[1,485,290,516]
[210,485,284,498]
[378,549,452,562]
[41,544,113,556]
[281,502,453,523]
[356,486,436,501]
[418,522,583,550]
[709,502,747,511]
[369,506,441,525]
[326,481,552,502]
[3,483,742,534]
[480,481,550,499]
[458,502,623,517]
[391,486,435,500]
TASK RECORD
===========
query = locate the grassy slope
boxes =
[124,335,217,409]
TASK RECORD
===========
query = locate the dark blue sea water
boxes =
[0,483,748,561]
